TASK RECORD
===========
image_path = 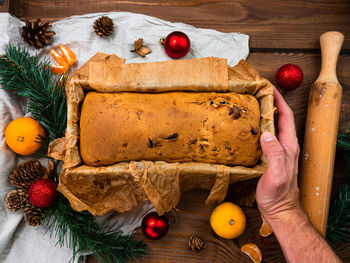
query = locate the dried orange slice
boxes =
[49,64,68,74]
[50,49,69,68]
[241,243,262,263]
[259,216,273,237]
[60,45,76,66]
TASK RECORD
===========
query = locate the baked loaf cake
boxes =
[80,91,261,167]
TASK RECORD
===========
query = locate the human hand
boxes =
[256,87,302,222]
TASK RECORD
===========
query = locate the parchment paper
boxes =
[49,54,275,216]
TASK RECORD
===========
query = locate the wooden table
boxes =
[2,1,350,262]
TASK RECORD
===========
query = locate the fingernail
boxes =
[261,132,275,142]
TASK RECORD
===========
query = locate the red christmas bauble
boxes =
[141,212,169,240]
[28,178,57,208]
[275,64,303,91]
[163,31,190,59]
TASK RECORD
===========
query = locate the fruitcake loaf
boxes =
[79,91,261,166]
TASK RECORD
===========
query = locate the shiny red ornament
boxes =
[28,178,57,208]
[163,31,190,59]
[275,64,303,91]
[141,212,169,240]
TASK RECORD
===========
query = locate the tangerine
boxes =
[259,216,273,237]
[241,243,262,263]
[210,202,246,239]
[60,45,76,66]
[50,49,69,68]
[50,64,68,74]
[5,117,46,155]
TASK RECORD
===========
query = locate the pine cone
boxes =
[5,189,28,211]
[93,16,114,38]
[188,235,205,253]
[24,203,46,226]
[10,160,45,190]
[21,18,56,49]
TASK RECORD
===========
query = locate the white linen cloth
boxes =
[0,12,249,263]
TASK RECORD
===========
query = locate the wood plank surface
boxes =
[88,189,350,263]
[0,0,9,13]
[10,0,350,262]
[8,0,350,50]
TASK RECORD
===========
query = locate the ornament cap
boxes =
[159,38,165,45]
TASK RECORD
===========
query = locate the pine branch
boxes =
[43,195,146,263]
[327,184,350,246]
[0,44,66,147]
[326,124,350,246]
[337,123,350,166]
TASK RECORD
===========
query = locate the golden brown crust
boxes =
[80,91,261,167]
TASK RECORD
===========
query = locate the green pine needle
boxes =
[0,44,67,147]
[0,44,146,262]
[337,123,350,165]
[327,184,350,246]
[43,195,146,263]
[326,124,350,246]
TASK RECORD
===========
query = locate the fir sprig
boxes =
[44,195,146,262]
[327,184,350,246]
[337,123,350,165]
[0,44,66,147]
[326,125,350,246]
[0,45,146,262]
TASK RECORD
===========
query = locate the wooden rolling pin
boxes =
[300,31,344,236]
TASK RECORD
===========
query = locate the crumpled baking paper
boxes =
[49,55,274,217]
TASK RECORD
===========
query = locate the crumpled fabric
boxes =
[0,11,249,263]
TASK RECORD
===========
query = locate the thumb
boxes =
[260,132,285,172]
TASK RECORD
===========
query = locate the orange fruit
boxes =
[50,64,68,74]
[259,216,273,237]
[241,243,262,263]
[50,49,69,68]
[210,202,246,239]
[60,45,76,66]
[5,117,46,155]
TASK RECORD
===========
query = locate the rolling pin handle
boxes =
[316,31,344,84]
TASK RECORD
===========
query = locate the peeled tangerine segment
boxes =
[60,45,76,66]
[240,243,262,263]
[50,49,69,67]
[51,64,68,74]
[259,216,273,237]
